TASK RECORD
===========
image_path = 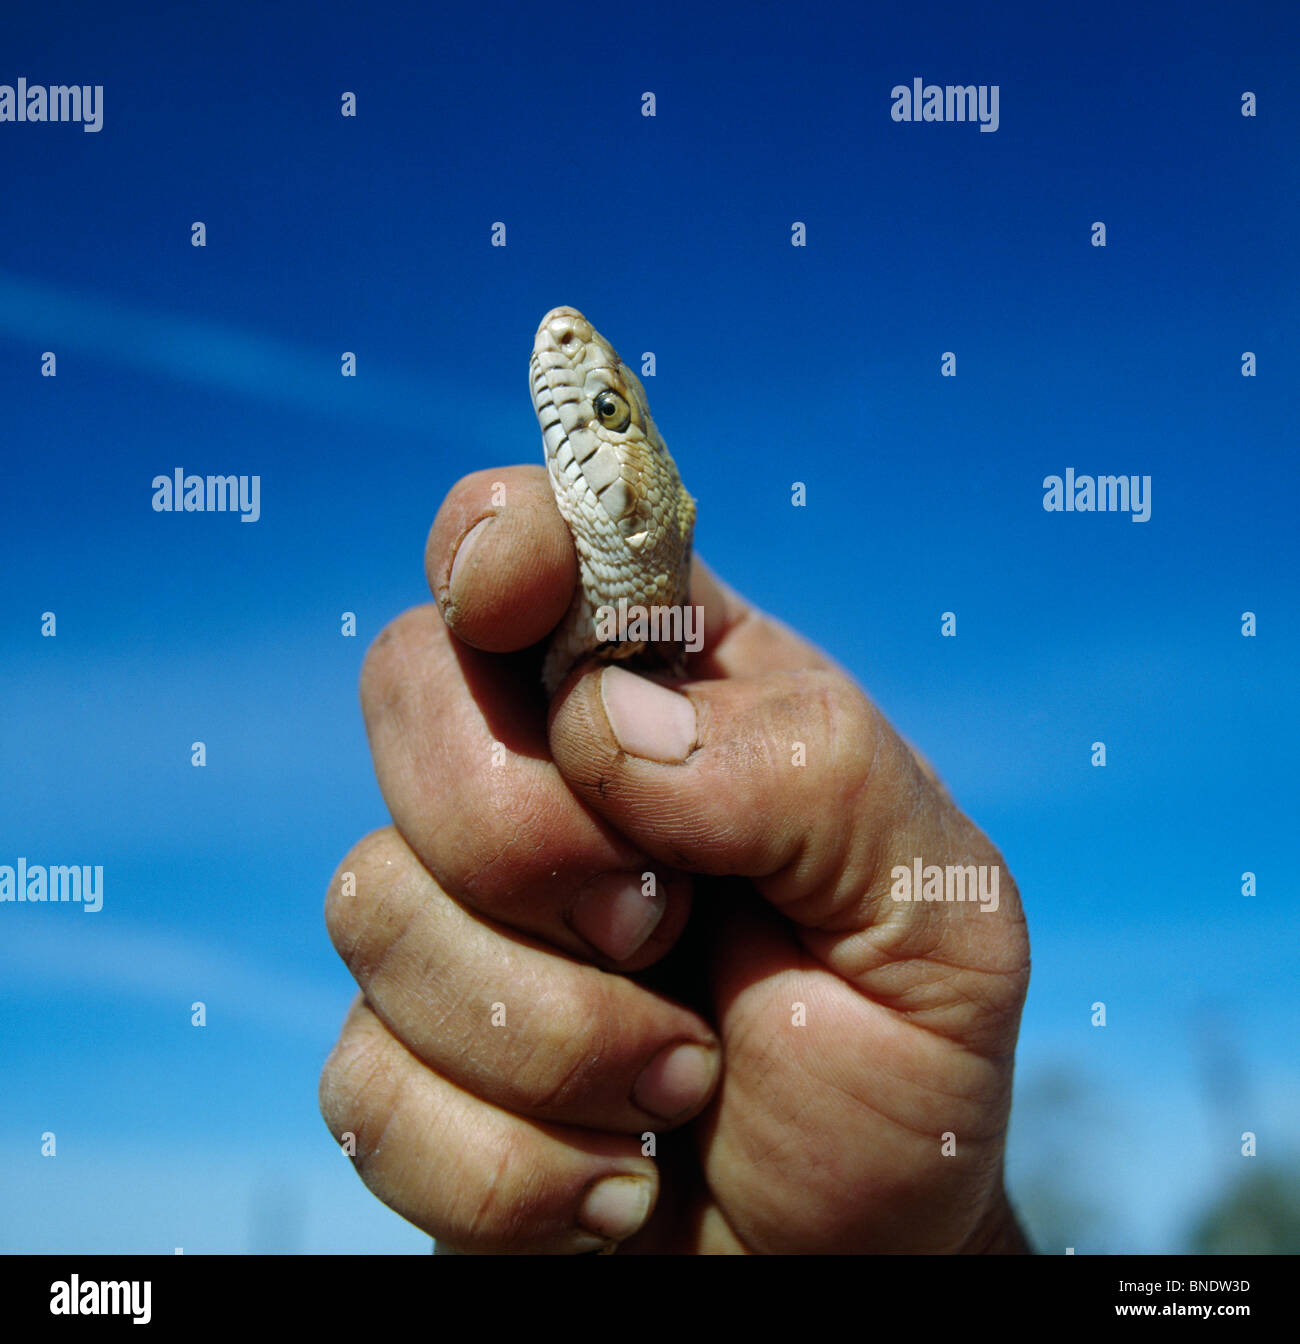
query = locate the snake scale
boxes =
[530,307,696,692]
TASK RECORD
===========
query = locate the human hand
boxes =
[319,465,1031,1253]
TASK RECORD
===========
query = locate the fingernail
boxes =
[446,517,492,614]
[578,1175,655,1243]
[571,872,666,961]
[633,1041,719,1121]
[599,665,697,763]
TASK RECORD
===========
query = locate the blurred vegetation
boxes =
[1190,1166,1300,1253]
[1007,1060,1300,1254]
[1008,1067,1119,1253]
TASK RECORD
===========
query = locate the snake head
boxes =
[531,307,697,691]
[530,306,693,559]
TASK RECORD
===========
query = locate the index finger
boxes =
[427,465,574,655]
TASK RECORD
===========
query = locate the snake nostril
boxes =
[548,318,576,348]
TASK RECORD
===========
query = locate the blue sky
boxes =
[1,0,1296,1252]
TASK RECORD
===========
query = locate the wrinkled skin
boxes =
[318,465,1032,1254]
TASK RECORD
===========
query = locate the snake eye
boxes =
[593,389,631,433]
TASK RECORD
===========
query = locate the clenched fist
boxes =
[318,465,1032,1254]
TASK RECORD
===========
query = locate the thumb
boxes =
[548,663,1028,1054]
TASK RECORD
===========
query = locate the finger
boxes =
[548,665,1030,1057]
[319,997,659,1254]
[360,603,694,968]
[324,829,720,1132]
[427,465,574,654]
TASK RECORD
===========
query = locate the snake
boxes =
[530,307,696,692]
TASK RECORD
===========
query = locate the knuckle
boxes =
[514,993,613,1114]
[759,669,877,782]
[358,605,434,718]
[457,1132,533,1245]
[318,1022,401,1156]
[323,827,411,963]
[816,672,884,787]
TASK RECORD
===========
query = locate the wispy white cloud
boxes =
[1,920,347,1042]
[0,270,442,435]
